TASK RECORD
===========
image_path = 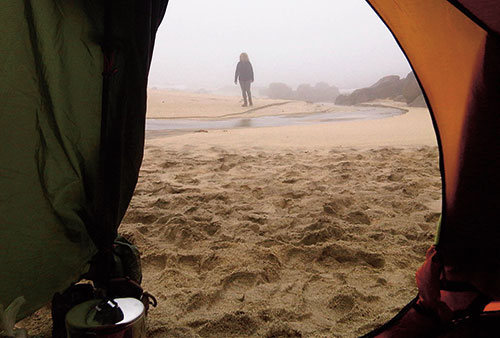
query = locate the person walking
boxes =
[234,52,254,107]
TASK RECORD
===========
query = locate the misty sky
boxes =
[149,0,411,91]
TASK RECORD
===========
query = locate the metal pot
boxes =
[65,298,145,338]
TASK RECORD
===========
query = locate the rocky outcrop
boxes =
[265,82,294,100]
[335,75,402,105]
[264,82,340,102]
[295,82,340,102]
[401,72,422,104]
[408,94,426,107]
[335,72,426,107]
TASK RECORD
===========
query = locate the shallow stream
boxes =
[145,106,404,131]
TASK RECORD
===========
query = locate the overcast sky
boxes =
[149,0,411,91]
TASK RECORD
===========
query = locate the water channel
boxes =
[145,106,405,132]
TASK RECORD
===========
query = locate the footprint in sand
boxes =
[264,325,302,338]
[142,253,168,270]
[203,222,221,236]
[316,244,385,268]
[162,223,206,248]
[221,271,259,290]
[345,211,371,225]
[246,213,268,225]
[177,254,202,271]
[151,197,170,208]
[220,266,280,291]
[198,311,258,337]
[299,226,345,246]
[160,160,178,169]
[357,251,386,268]
[328,294,355,314]
[124,210,158,224]
[184,290,221,313]
[424,212,441,223]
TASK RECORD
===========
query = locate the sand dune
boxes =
[22,90,440,337]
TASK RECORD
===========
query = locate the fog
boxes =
[149,0,411,92]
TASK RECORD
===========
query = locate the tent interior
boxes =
[1,0,499,337]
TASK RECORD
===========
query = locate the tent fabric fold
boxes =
[0,0,168,320]
[449,0,500,36]
[368,0,500,296]
[88,0,168,284]
[364,0,500,335]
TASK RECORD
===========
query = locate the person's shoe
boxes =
[242,103,248,107]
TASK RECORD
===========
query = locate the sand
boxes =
[146,89,358,120]
[22,90,441,337]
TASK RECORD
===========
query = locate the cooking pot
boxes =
[65,298,145,338]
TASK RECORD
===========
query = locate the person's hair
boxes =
[240,52,249,62]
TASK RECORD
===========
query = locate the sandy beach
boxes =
[24,90,440,337]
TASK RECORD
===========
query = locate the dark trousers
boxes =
[239,80,252,105]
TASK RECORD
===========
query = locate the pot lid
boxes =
[66,298,144,329]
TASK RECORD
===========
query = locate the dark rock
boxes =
[402,71,423,103]
[295,83,313,101]
[265,82,339,102]
[310,82,340,102]
[370,75,401,88]
[335,72,424,106]
[393,95,407,102]
[267,82,294,99]
[409,94,427,107]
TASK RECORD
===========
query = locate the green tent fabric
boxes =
[0,0,167,320]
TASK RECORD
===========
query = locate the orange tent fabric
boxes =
[367,0,500,294]
[362,0,500,336]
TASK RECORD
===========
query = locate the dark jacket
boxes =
[234,61,254,83]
